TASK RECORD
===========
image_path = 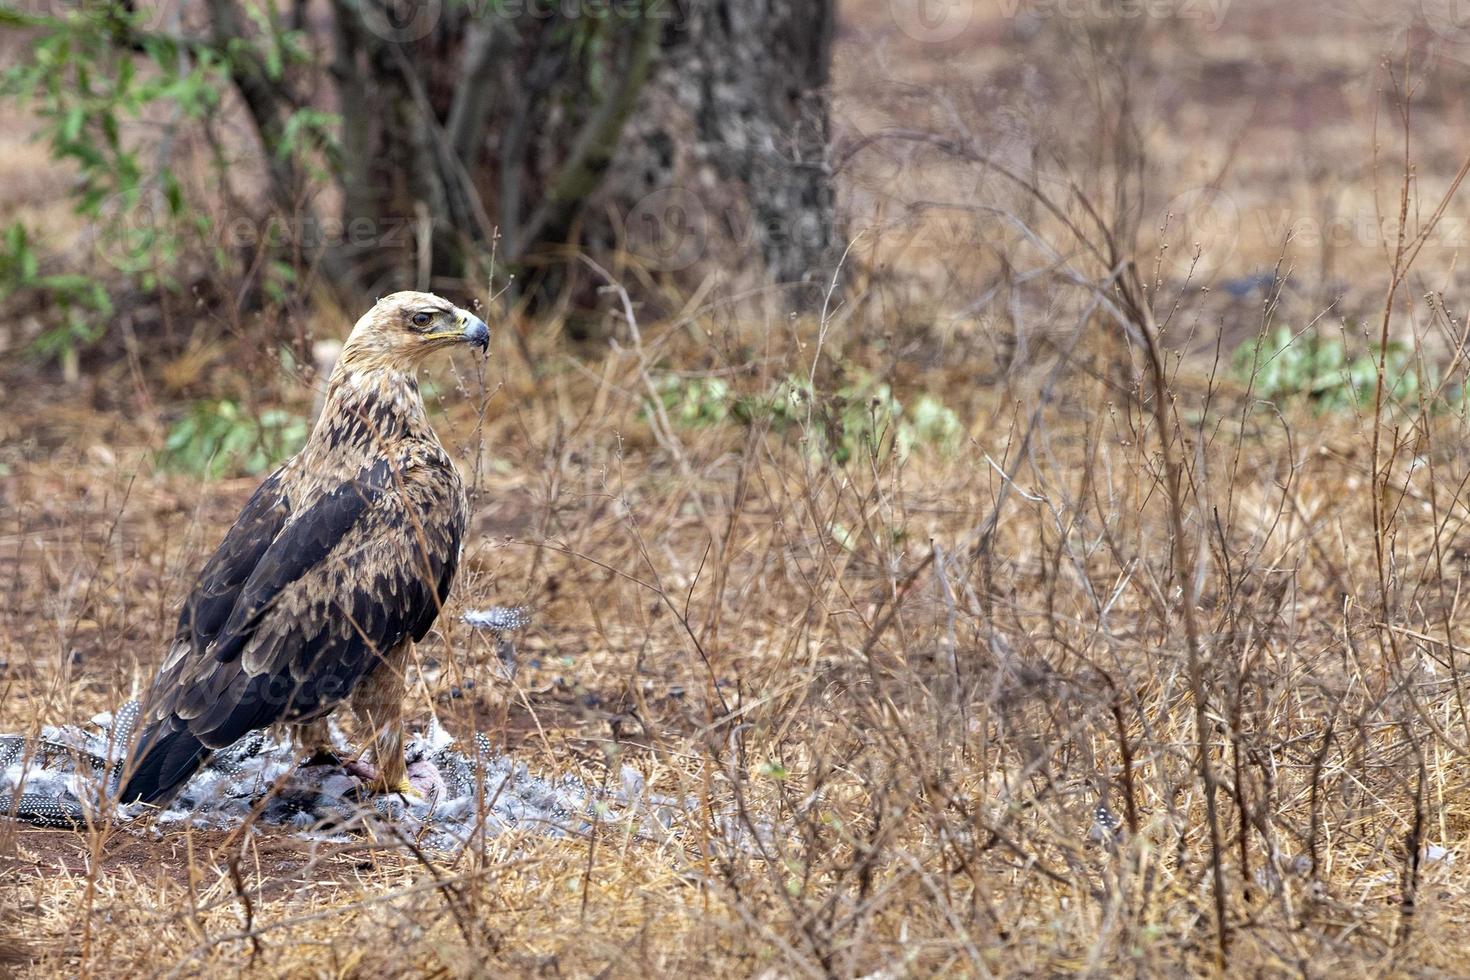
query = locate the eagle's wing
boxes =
[122,458,462,803]
[176,467,291,657]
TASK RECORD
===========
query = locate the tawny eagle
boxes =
[120,292,488,805]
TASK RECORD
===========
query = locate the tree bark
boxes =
[216,0,840,308]
[591,0,840,306]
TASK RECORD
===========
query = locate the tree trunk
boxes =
[223,0,840,310]
[608,0,839,300]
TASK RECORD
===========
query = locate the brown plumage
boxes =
[121,292,489,805]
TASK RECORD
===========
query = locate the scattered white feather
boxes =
[0,701,688,852]
[462,606,532,634]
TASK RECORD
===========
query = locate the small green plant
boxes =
[900,392,965,458]
[0,222,113,368]
[650,375,732,429]
[160,399,307,478]
[761,374,962,465]
[1232,325,1431,410]
[648,371,962,464]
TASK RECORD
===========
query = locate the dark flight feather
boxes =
[180,469,289,656]
[207,459,390,668]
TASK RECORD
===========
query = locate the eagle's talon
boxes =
[300,748,342,767]
[361,776,426,805]
[345,759,425,803]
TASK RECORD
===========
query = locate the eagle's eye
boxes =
[411,311,433,329]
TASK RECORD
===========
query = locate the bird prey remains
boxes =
[120,292,489,805]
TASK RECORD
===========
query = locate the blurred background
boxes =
[3,0,1467,414]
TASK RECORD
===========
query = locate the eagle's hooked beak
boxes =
[423,306,488,352]
[456,308,489,353]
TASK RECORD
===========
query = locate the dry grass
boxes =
[6,285,1470,975]
[7,0,1470,976]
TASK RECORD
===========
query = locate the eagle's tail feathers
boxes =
[118,719,211,806]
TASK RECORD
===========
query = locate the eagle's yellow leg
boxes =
[352,638,416,798]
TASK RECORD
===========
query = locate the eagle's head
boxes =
[338,291,490,371]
